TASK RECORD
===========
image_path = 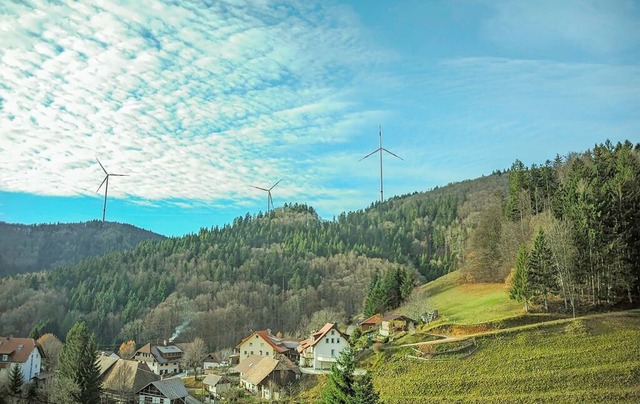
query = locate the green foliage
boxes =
[0,220,165,276]
[529,228,557,311]
[364,267,414,317]
[322,347,356,403]
[8,363,24,395]
[510,245,532,312]
[58,322,102,403]
[354,372,380,404]
[322,347,379,404]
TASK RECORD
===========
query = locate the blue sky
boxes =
[1,0,638,237]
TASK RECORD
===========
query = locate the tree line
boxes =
[461,140,639,314]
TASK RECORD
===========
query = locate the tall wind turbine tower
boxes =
[96,158,128,222]
[359,125,404,204]
[252,179,283,214]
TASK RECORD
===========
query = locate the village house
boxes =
[202,373,234,400]
[0,336,43,384]
[136,378,199,404]
[297,323,350,370]
[202,352,223,370]
[379,313,417,337]
[359,314,382,333]
[234,329,299,364]
[132,341,183,376]
[239,355,300,400]
[97,356,159,402]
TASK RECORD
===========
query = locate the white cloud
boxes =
[0,0,383,207]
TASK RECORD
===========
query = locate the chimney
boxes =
[163,340,167,346]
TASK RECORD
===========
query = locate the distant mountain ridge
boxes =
[0,220,166,277]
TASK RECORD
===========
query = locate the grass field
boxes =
[372,312,640,403]
[294,272,640,403]
[407,271,523,325]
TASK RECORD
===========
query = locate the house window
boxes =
[1,355,6,361]
[266,352,269,355]
[249,342,253,347]
[331,349,335,357]
[337,338,340,344]
[331,330,335,335]
[331,338,334,343]
[244,351,247,355]
[326,338,329,344]
[250,351,254,355]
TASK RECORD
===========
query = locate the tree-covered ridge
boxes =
[2,173,504,350]
[463,140,640,313]
[0,220,165,277]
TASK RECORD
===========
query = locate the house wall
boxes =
[313,328,348,370]
[238,335,276,362]
[22,348,41,381]
[137,396,169,404]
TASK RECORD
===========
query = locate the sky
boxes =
[1,0,639,237]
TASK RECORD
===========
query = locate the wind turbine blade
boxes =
[251,185,269,192]
[96,158,108,174]
[358,148,381,162]
[96,176,108,193]
[110,173,129,177]
[382,148,404,160]
[269,178,283,190]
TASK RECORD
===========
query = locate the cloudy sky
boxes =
[1,0,638,236]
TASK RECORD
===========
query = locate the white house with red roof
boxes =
[297,323,349,370]
[0,336,43,383]
[234,330,299,365]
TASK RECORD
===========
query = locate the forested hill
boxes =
[0,221,165,277]
[0,172,507,348]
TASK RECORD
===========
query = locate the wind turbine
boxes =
[359,125,404,204]
[252,179,283,214]
[96,158,128,222]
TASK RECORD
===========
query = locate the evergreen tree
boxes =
[529,228,557,311]
[322,347,356,404]
[8,363,24,397]
[510,246,532,312]
[58,322,102,403]
[354,371,380,404]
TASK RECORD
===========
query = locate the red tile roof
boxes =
[0,337,42,364]
[296,323,347,352]
[360,314,382,325]
[235,330,298,354]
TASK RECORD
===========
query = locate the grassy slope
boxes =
[412,271,523,325]
[300,272,640,403]
[373,312,640,403]
[374,271,640,402]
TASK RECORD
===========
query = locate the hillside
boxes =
[0,174,507,346]
[299,271,640,403]
[0,220,166,277]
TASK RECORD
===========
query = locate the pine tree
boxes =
[58,322,102,403]
[8,363,24,397]
[510,245,532,312]
[529,228,557,311]
[322,347,356,404]
[354,371,380,404]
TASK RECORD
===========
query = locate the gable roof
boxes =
[140,379,188,400]
[202,374,233,386]
[232,355,264,375]
[0,337,41,365]
[134,342,183,364]
[381,313,415,322]
[360,314,382,326]
[235,330,298,353]
[297,323,348,352]
[242,357,278,386]
[98,356,159,394]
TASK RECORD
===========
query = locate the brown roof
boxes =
[235,330,298,354]
[98,356,159,394]
[0,337,42,364]
[242,357,278,386]
[360,314,382,326]
[232,355,264,375]
[380,313,415,322]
